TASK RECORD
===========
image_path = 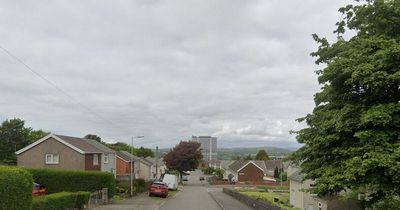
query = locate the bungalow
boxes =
[115,151,153,181]
[228,160,267,182]
[15,134,116,175]
[145,157,167,179]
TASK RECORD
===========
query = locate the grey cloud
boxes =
[0,0,353,149]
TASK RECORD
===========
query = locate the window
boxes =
[45,154,59,164]
[93,154,99,166]
[104,154,109,164]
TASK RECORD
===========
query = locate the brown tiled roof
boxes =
[55,135,103,153]
[117,151,141,162]
[229,160,267,172]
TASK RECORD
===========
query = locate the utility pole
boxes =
[155,146,158,179]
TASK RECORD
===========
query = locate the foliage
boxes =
[255,149,270,160]
[218,147,291,160]
[164,141,203,179]
[0,118,48,164]
[116,178,151,194]
[108,142,154,158]
[274,167,279,178]
[137,146,154,158]
[202,167,225,180]
[31,191,90,210]
[28,168,116,198]
[289,0,400,207]
[244,154,253,160]
[0,166,33,210]
[84,134,102,142]
[236,190,297,210]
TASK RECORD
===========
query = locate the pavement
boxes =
[92,169,253,210]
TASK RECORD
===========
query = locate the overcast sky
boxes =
[0,0,353,149]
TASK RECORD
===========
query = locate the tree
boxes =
[136,146,154,158]
[289,0,400,207]
[244,154,253,160]
[164,141,203,182]
[255,149,269,160]
[274,166,279,178]
[0,118,48,164]
[84,134,102,142]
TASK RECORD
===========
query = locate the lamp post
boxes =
[131,135,144,197]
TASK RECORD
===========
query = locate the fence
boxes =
[223,188,282,210]
[87,188,108,209]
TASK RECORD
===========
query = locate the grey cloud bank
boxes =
[0,0,352,149]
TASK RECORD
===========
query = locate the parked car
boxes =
[163,174,178,190]
[148,181,168,198]
[182,175,188,181]
[32,182,46,196]
[199,176,205,181]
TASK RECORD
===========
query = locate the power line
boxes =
[0,45,132,135]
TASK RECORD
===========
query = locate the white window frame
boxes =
[93,154,99,166]
[318,202,322,210]
[104,154,109,164]
[45,154,59,164]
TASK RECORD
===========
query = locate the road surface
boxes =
[159,170,221,210]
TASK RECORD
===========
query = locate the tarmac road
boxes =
[159,170,221,210]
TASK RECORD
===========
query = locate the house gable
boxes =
[15,134,85,155]
[237,161,265,173]
[237,161,265,182]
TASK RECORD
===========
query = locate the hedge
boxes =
[0,166,33,210]
[32,191,90,210]
[28,168,116,198]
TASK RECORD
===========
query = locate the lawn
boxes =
[257,185,289,191]
[236,190,299,210]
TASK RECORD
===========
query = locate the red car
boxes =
[32,182,46,196]
[148,181,168,198]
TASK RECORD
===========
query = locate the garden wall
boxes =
[223,188,282,210]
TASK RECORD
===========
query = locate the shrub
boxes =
[32,191,90,210]
[0,166,33,210]
[117,178,149,194]
[28,168,116,198]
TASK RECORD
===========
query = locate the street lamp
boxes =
[131,135,144,197]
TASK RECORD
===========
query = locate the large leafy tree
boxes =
[0,118,48,164]
[164,141,203,181]
[255,149,270,160]
[290,0,400,207]
[84,134,102,142]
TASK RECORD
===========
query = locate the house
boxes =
[116,151,136,176]
[228,160,267,182]
[288,165,361,210]
[288,165,315,210]
[145,157,167,179]
[15,134,116,175]
[115,151,153,180]
[137,157,153,180]
[220,160,235,180]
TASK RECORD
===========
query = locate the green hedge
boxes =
[32,191,90,210]
[0,166,33,210]
[28,168,116,198]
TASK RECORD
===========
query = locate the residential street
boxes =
[93,170,253,210]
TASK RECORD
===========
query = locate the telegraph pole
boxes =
[155,146,158,179]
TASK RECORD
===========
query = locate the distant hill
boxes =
[217,147,292,160]
[157,146,293,160]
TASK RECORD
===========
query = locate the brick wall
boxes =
[238,162,264,182]
[223,188,282,210]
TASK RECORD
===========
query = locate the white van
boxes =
[163,174,178,190]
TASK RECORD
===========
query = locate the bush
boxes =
[32,191,90,210]
[28,168,116,198]
[117,178,150,194]
[0,166,33,210]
